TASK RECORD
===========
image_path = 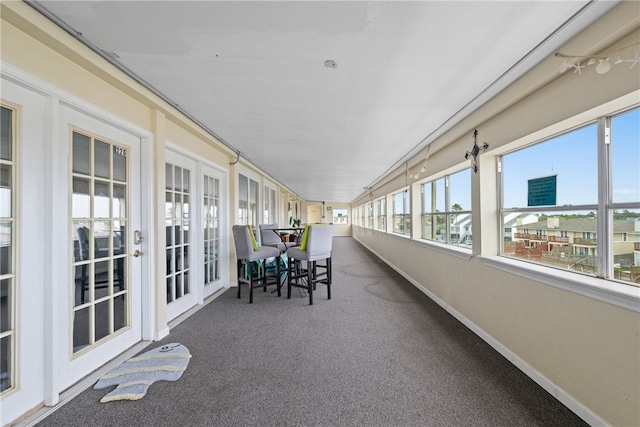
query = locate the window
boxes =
[611,108,640,283]
[165,162,191,303]
[366,202,373,228]
[72,130,130,353]
[203,174,220,285]
[333,208,348,224]
[421,168,472,247]
[1,106,15,393]
[392,189,410,235]
[376,198,386,231]
[238,174,259,227]
[263,185,276,224]
[500,107,640,286]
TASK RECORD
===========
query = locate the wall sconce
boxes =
[464,129,488,173]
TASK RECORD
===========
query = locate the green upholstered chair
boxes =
[232,225,282,303]
[286,224,333,305]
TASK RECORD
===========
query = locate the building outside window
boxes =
[333,208,348,224]
[421,168,472,247]
[500,107,640,285]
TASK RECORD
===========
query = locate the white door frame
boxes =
[57,104,145,390]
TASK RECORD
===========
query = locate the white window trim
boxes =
[412,238,473,260]
[480,255,640,312]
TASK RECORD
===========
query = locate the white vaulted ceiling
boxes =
[30,1,614,202]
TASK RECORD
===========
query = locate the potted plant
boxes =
[289,216,302,242]
[289,216,301,228]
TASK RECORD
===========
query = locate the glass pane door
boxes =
[203,174,220,286]
[1,106,15,393]
[71,130,129,354]
[165,163,191,304]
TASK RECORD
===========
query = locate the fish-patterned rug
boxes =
[94,343,191,402]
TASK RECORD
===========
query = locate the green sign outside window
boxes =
[528,175,557,206]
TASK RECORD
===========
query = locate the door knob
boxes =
[134,250,144,257]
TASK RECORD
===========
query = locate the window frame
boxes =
[392,189,411,236]
[72,128,133,353]
[376,197,386,231]
[332,208,348,225]
[366,202,373,228]
[263,182,277,225]
[238,172,260,227]
[420,168,472,248]
[497,106,640,289]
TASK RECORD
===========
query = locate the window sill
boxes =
[411,239,473,261]
[480,256,640,312]
[388,231,411,240]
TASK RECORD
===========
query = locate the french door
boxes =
[61,105,143,389]
[165,151,197,320]
[202,164,226,299]
[165,153,228,315]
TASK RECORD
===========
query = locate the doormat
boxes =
[94,343,191,402]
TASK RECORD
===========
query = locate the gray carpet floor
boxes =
[37,237,587,427]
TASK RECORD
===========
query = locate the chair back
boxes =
[307,224,333,258]
[232,225,254,260]
[259,223,282,246]
[77,226,90,261]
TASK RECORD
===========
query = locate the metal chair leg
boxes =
[308,261,314,305]
[327,257,332,299]
[287,257,293,299]
[237,260,242,299]
[249,261,254,304]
